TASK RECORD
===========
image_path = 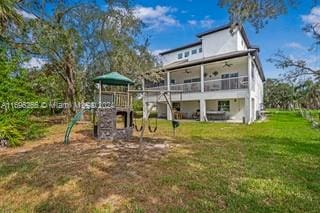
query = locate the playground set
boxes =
[64,72,181,144]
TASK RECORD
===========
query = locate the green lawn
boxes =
[309,110,320,122]
[0,111,320,212]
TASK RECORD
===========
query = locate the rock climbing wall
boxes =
[96,107,133,141]
[97,107,116,141]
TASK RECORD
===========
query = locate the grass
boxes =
[309,110,320,122]
[0,111,319,212]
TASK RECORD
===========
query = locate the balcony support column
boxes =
[245,96,252,124]
[200,64,205,92]
[166,72,172,120]
[246,54,253,124]
[200,99,206,122]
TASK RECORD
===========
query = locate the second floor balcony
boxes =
[146,76,248,93]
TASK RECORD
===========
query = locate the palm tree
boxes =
[0,0,22,33]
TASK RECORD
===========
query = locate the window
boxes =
[171,79,176,84]
[230,73,239,89]
[184,79,192,83]
[199,47,202,53]
[184,51,190,57]
[218,101,230,112]
[178,53,183,59]
[191,49,197,54]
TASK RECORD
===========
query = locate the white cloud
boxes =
[187,16,215,28]
[188,20,197,26]
[302,7,320,25]
[200,16,214,28]
[301,6,320,33]
[134,5,179,30]
[285,42,306,50]
[16,9,36,19]
[23,57,46,69]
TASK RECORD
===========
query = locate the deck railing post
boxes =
[201,64,204,92]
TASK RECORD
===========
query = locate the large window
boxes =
[218,101,230,112]
[191,49,197,54]
[178,53,183,59]
[184,51,190,57]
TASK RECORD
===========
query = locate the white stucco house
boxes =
[143,23,265,124]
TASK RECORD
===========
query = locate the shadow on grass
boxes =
[0,130,172,212]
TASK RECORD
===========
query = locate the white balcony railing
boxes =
[171,81,201,93]
[204,76,248,92]
[147,85,167,91]
[145,76,248,93]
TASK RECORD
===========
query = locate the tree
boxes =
[264,79,295,109]
[294,80,320,109]
[10,0,157,114]
[268,15,319,82]
[0,0,23,34]
[268,50,320,82]
[218,0,299,32]
[218,0,318,32]
[264,78,320,110]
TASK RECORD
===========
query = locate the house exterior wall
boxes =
[237,30,248,51]
[161,44,203,66]
[180,101,200,118]
[160,27,248,66]
[206,99,245,121]
[158,103,167,118]
[202,28,239,57]
[204,57,248,81]
[250,58,264,114]
[170,66,201,84]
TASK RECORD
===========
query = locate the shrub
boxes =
[133,99,143,111]
[0,123,23,147]
[0,48,46,147]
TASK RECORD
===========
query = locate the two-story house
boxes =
[143,23,265,124]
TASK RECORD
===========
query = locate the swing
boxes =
[133,112,143,132]
[172,120,180,129]
[148,102,158,133]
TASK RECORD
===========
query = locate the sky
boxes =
[20,0,320,79]
[133,0,320,79]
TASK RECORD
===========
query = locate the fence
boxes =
[299,108,320,128]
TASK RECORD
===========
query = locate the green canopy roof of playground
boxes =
[93,72,134,86]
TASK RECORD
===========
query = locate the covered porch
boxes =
[155,98,246,122]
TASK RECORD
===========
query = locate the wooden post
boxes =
[127,84,130,128]
[127,84,130,108]
[99,81,102,108]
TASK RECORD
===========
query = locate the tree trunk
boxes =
[65,54,77,115]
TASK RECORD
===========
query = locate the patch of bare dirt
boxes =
[0,122,173,212]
